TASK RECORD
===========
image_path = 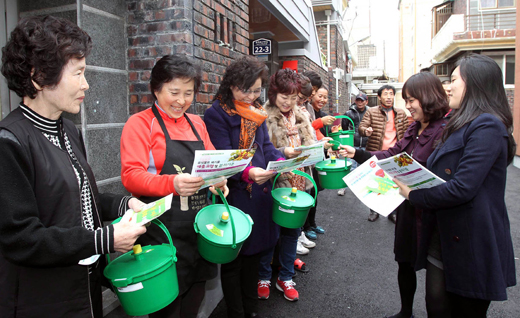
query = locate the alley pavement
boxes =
[107,165,520,318]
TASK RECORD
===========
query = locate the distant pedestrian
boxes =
[394,54,516,318]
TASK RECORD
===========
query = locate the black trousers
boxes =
[148,281,207,318]
[220,253,262,318]
[426,261,491,318]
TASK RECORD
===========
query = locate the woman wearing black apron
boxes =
[121,55,228,318]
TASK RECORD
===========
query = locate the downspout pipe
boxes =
[325,10,331,69]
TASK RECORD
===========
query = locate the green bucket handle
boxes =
[325,115,355,137]
[272,169,318,207]
[106,218,177,263]
[211,188,237,249]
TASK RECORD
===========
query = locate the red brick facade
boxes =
[127,0,250,116]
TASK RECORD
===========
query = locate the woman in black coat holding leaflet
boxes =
[394,54,516,318]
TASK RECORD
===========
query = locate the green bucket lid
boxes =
[104,244,175,288]
[272,188,314,209]
[315,157,352,171]
[194,205,253,246]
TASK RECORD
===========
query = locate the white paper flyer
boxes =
[343,156,403,217]
[121,193,173,226]
[266,141,326,173]
[191,149,256,189]
[376,152,445,189]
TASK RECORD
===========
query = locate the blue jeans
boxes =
[258,227,300,281]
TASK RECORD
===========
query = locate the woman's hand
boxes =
[393,178,411,200]
[113,220,147,253]
[341,145,356,158]
[209,179,229,197]
[284,147,302,159]
[322,137,333,150]
[249,167,276,185]
[173,174,205,196]
[331,125,341,133]
[128,198,146,212]
[321,115,335,126]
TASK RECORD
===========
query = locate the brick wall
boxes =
[127,0,249,116]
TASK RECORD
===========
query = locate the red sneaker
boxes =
[276,278,299,301]
[258,280,270,299]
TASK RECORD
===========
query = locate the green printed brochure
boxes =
[121,194,173,226]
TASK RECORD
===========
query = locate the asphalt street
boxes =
[107,165,520,318]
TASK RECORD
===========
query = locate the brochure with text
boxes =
[191,148,256,189]
[377,152,445,190]
[343,156,403,217]
[266,141,326,173]
[121,194,173,226]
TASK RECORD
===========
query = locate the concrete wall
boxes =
[19,0,129,194]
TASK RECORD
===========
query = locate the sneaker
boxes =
[258,280,270,299]
[337,188,346,196]
[296,241,309,255]
[276,278,299,301]
[311,226,325,234]
[298,232,316,248]
[304,230,317,240]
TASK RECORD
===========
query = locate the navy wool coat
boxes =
[409,113,516,301]
[204,101,283,255]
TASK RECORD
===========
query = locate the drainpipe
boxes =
[325,10,331,68]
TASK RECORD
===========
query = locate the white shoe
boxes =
[337,188,346,196]
[296,241,309,255]
[298,232,316,248]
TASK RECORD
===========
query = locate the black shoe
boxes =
[388,212,397,224]
[368,211,379,222]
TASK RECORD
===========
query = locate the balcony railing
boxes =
[465,12,516,31]
[433,2,453,36]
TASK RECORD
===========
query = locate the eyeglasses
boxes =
[297,94,309,102]
[241,88,262,95]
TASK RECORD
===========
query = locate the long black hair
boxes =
[443,54,516,164]
[212,55,269,110]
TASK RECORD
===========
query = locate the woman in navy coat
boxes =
[395,54,516,318]
[204,56,283,318]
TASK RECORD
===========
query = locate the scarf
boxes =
[221,98,268,192]
[221,99,268,149]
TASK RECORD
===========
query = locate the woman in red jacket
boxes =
[120,54,227,318]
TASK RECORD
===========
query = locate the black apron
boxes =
[138,105,217,295]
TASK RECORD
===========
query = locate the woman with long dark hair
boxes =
[395,54,516,317]
[204,56,283,318]
[344,72,449,318]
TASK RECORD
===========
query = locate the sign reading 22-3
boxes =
[252,38,272,55]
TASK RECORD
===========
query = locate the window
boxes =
[435,64,450,76]
[480,0,515,9]
[485,54,515,85]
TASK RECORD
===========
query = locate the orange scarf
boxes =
[222,99,268,149]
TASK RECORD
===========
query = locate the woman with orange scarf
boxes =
[204,56,284,318]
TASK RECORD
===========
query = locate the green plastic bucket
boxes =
[315,156,352,189]
[271,170,318,228]
[326,115,355,147]
[194,188,253,264]
[104,219,178,316]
